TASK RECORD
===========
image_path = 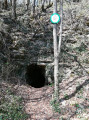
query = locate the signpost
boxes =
[50,13,60,24]
[50,11,60,101]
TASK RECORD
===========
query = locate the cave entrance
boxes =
[25,64,46,88]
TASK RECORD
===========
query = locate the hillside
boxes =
[0,1,89,120]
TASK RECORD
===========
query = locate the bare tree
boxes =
[4,0,8,9]
[0,1,3,9]
[12,0,16,19]
[41,0,46,12]
[33,0,36,13]
[53,0,63,101]
[48,0,51,5]
[53,0,59,101]
[26,0,30,10]
[10,0,12,6]
[58,0,63,56]
[32,0,36,14]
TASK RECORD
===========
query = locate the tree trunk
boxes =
[12,0,16,19]
[4,0,8,9]
[0,1,3,9]
[53,0,59,101]
[33,0,36,14]
[10,0,12,6]
[58,0,63,56]
[48,0,50,5]
[27,0,30,10]
[41,0,46,12]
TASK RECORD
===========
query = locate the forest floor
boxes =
[16,75,89,120]
[0,1,89,120]
[0,74,89,120]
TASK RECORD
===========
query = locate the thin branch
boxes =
[58,0,63,57]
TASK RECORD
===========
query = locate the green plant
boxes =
[64,94,69,100]
[50,98,61,113]
[75,103,80,108]
[74,103,85,116]
[0,95,28,120]
[49,82,54,87]
[59,118,63,120]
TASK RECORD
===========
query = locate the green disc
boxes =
[50,13,60,24]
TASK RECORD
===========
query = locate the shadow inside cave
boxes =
[25,64,46,88]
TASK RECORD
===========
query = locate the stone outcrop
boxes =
[0,4,89,84]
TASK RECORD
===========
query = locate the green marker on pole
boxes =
[50,13,60,24]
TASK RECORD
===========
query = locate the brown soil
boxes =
[12,75,89,120]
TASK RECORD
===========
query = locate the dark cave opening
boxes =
[25,64,46,88]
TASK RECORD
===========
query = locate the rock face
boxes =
[0,4,89,85]
[0,9,54,84]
